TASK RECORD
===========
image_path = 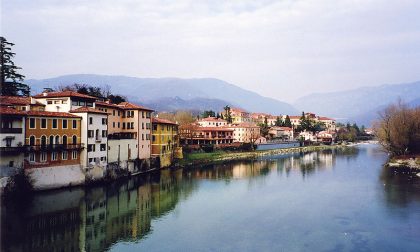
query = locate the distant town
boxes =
[0,88,374,190]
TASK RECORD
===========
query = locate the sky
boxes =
[2,0,420,102]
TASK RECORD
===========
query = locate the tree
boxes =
[224,105,232,123]
[284,115,292,128]
[374,100,420,155]
[0,37,30,96]
[202,110,215,118]
[275,116,284,126]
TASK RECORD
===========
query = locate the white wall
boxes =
[138,110,151,159]
[26,164,85,190]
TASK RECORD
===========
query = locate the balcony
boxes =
[27,144,85,151]
[0,128,23,134]
[0,146,28,153]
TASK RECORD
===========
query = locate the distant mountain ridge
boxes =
[27,74,297,114]
[294,81,420,126]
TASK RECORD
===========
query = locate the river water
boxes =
[1,144,420,252]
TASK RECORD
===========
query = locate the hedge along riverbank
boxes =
[178,144,351,167]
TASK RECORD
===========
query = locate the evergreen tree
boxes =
[0,37,30,96]
[224,105,232,123]
[284,115,292,128]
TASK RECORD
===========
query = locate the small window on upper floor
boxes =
[29,118,36,129]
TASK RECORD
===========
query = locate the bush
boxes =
[3,168,34,202]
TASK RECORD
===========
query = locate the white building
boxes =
[227,123,261,143]
[198,117,227,127]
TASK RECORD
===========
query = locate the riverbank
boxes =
[386,155,420,173]
[178,144,351,167]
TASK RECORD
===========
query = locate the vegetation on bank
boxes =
[374,100,420,156]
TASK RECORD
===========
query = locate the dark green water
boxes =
[2,144,420,252]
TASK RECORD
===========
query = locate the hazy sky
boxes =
[2,0,420,102]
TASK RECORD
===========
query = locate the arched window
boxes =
[41,136,47,147]
[49,135,54,146]
[62,135,67,146]
[72,135,77,144]
[55,135,60,145]
[29,136,36,146]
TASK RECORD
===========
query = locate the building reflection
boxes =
[1,170,196,252]
[1,149,342,252]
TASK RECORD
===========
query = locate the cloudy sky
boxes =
[3,0,420,102]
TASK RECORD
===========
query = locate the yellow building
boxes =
[151,118,181,167]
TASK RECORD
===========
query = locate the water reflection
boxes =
[2,145,419,252]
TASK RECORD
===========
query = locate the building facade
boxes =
[151,118,181,168]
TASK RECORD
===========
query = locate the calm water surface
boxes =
[2,144,420,252]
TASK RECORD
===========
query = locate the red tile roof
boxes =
[33,91,96,99]
[197,127,234,132]
[95,101,121,109]
[318,116,335,121]
[0,106,80,118]
[69,107,108,114]
[0,96,45,106]
[152,117,177,125]
[199,117,227,122]
[0,107,26,116]
[117,102,153,111]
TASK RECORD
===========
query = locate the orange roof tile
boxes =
[318,116,335,121]
[117,102,153,111]
[95,101,121,109]
[69,107,108,114]
[0,106,80,118]
[0,96,45,106]
[152,117,177,125]
[33,91,96,99]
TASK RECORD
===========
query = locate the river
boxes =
[1,144,420,252]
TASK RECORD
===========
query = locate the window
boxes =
[89,117,93,125]
[102,130,107,137]
[152,135,156,142]
[122,122,125,129]
[29,153,35,162]
[72,135,77,144]
[142,134,144,140]
[52,119,57,129]
[153,124,157,131]
[131,122,134,129]
[118,122,120,128]
[100,144,106,151]
[29,118,36,129]
[88,144,95,152]
[146,134,150,140]
[55,135,60,144]
[49,135,54,145]
[102,118,107,125]
[167,125,170,131]
[48,100,53,104]
[86,102,93,107]
[72,120,77,129]
[62,135,68,145]
[50,152,57,161]
[142,111,145,118]
[62,151,68,160]
[41,136,47,147]
[29,136,36,146]
[100,156,106,161]
[41,152,47,162]
[88,130,94,138]
[41,118,47,128]
[146,112,151,118]
[113,122,115,128]
[72,100,78,106]
[79,101,85,106]
[62,119,68,129]
[72,151,77,159]
[142,123,144,129]
[113,110,115,116]
[118,111,120,116]
[9,161,14,167]
[89,158,93,163]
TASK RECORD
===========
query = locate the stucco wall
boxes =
[26,165,85,190]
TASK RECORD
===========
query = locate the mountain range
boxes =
[26,74,297,115]
[26,74,420,126]
[294,81,420,126]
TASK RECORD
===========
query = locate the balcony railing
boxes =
[0,146,27,153]
[27,144,85,151]
[0,128,22,134]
